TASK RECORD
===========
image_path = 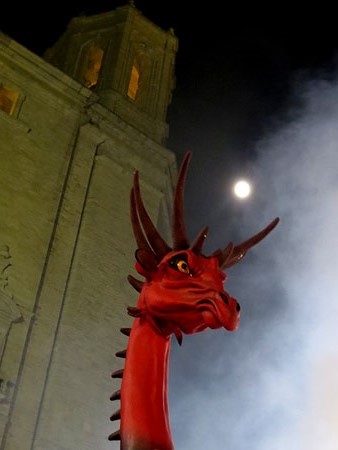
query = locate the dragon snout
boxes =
[220,292,240,312]
[196,291,240,331]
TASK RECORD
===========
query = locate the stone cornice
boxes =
[0,32,95,108]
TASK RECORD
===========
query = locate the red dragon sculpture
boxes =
[109,152,279,450]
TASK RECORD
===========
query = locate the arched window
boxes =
[127,62,140,100]
[0,85,19,116]
[80,44,104,89]
[127,43,149,101]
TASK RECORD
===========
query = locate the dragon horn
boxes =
[173,152,191,250]
[190,226,209,254]
[130,186,153,254]
[132,171,171,259]
[219,217,280,269]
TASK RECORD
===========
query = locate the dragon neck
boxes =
[120,317,174,450]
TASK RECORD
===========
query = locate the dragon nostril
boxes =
[220,292,229,304]
[236,302,241,312]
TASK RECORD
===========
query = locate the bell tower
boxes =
[0,3,178,448]
[44,2,178,144]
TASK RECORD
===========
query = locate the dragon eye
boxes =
[168,255,191,274]
[176,260,190,274]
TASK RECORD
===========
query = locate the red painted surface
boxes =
[109,152,279,449]
[120,251,240,449]
[120,319,172,450]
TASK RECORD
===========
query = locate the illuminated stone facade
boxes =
[0,4,177,449]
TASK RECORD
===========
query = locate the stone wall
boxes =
[0,29,176,450]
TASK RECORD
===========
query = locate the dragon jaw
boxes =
[132,249,240,337]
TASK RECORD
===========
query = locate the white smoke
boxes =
[169,69,338,449]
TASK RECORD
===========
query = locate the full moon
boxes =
[233,180,251,199]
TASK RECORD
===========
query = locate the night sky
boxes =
[2,2,338,449]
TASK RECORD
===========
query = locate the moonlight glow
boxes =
[233,180,251,199]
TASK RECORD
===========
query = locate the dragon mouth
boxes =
[196,295,240,331]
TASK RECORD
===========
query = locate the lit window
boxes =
[81,45,104,89]
[127,64,140,100]
[0,85,19,116]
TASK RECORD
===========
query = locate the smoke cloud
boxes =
[169,68,338,449]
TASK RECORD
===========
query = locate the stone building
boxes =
[0,4,178,449]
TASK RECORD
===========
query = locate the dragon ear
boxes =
[135,248,158,276]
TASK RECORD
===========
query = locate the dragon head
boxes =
[128,152,279,342]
